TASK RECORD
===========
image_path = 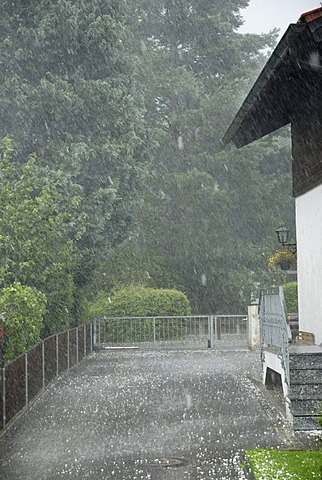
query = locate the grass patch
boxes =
[245,449,322,480]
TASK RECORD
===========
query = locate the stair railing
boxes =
[259,286,291,387]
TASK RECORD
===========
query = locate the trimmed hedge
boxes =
[88,286,192,343]
[283,282,298,313]
[89,286,191,318]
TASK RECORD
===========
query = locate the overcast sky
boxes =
[240,0,321,37]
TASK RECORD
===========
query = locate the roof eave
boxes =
[223,23,308,147]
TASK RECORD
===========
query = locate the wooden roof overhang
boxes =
[223,9,322,197]
[223,19,322,148]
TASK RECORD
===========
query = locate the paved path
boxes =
[0,349,296,479]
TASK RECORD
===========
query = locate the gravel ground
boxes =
[0,349,298,479]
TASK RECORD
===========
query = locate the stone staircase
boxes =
[289,345,322,430]
[260,301,322,430]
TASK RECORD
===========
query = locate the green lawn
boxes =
[245,449,322,480]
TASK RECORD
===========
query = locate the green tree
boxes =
[0,138,85,333]
[0,0,295,319]
[133,0,276,161]
[0,282,47,363]
[0,0,147,289]
[101,0,294,314]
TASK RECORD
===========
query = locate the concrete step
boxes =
[290,368,322,384]
[289,383,322,397]
[292,415,322,431]
[290,398,322,416]
[289,352,322,369]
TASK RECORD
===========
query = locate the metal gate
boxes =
[93,315,248,350]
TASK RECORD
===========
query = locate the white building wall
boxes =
[296,184,322,346]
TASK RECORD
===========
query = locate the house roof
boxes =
[223,9,322,148]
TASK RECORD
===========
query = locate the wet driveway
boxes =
[0,349,292,479]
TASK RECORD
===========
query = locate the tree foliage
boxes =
[94,0,294,314]
[0,138,85,333]
[0,0,295,326]
[0,282,47,363]
[0,1,148,332]
[0,0,147,288]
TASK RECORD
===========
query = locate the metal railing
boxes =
[215,315,247,336]
[93,314,248,350]
[0,323,93,431]
[94,315,211,349]
[259,287,290,386]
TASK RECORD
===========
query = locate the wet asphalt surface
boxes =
[0,348,299,479]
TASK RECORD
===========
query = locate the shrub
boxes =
[88,286,191,343]
[90,286,191,318]
[0,282,47,363]
[283,282,298,313]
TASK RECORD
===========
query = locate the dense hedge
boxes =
[88,286,192,343]
[89,286,191,318]
[283,282,298,313]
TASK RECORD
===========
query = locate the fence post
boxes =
[42,341,45,389]
[248,303,260,350]
[25,352,28,407]
[90,322,93,353]
[56,334,59,377]
[93,318,97,348]
[236,318,240,335]
[2,367,6,427]
[67,330,70,370]
[214,315,218,341]
[208,315,215,349]
[83,324,86,357]
[153,318,156,343]
[76,328,79,364]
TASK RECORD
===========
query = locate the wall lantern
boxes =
[275,226,297,254]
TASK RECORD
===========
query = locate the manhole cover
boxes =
[146,457,188,468]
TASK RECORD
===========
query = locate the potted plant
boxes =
[268,249,297,271]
